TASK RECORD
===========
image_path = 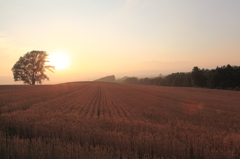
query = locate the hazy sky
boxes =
[1,0,240,84]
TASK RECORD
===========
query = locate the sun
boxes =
[48,51,70,70]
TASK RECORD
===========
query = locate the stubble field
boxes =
[0,82,240,159]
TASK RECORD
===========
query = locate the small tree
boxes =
[12,51,55,85]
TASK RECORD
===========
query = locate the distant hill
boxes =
[115,76,129,83]
[94,75,115,82]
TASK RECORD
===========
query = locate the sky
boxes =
[0,0,240,84]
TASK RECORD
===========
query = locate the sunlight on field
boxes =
[48,51,71,70]
[1,83,240,158]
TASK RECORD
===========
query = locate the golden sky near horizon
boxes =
[0,0,240,84]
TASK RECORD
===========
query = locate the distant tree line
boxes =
[94,75,115,82]
[123,64,240,91]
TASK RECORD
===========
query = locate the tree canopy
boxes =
[12,51,55,85]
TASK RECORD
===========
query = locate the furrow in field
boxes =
[101,86,112,119]
[75,86,97,117]
[114,84,172,109]
[81,85,98,118]
[87,84,101,118]
[100,83,120,119]
[122,84,240,113]
[64,85,98,115]
[107,84,174,124]
[115,91,140,120]
[119,84,214,117]
[108,92,129,119]
[90,85,102,118]
[23,84,92,114]
[105,89,123,119]
[97,86,102,118]
[102,84,138,121]
[98,86,106,119]
[118,84,182,121]
[107,93,123,118]
[69,87,96,115]
[0,83,87,105]
[1,83,90,113]
[116,84,240,128]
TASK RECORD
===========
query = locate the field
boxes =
[0,82,240,159]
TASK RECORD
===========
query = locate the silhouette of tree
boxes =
[121,64,240,90]
[123,77,138,84]
[12,51,55,85]
[191,66,207,87]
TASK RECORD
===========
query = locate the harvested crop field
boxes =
[0,82,240,159]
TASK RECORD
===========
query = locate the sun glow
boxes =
[48,51,70,70]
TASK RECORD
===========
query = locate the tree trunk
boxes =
[32,72,36,85]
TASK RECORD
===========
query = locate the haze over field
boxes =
[1,0,240,84]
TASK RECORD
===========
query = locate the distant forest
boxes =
[122,64,240,91]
